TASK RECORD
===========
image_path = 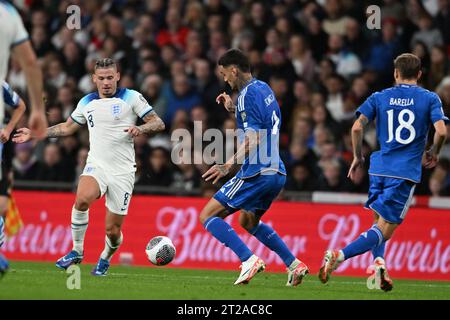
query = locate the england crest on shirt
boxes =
[111,104,121,120]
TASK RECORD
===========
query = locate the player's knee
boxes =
[74,195,92,211]
[199,209,213,225]
[239,212,258,232]
[105,225,121,242]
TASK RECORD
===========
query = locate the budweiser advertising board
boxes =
[2,191,449,281]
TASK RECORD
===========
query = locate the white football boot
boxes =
[234,254,266,285]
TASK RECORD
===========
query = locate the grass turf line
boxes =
[0,261,449,300]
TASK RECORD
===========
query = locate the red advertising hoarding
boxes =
[1,190,449,281]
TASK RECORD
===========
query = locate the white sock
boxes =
[71,206,89,254]
[288,259,300,271]
[100,232,123,261]
[338,250,345,262]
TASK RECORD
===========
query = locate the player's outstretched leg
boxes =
[319,224,385,283]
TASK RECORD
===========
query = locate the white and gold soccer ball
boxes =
[145,236,176,266]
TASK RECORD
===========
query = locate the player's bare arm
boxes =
[348,114,369,181]
[423,120,448,169]
[203,130,259,184]
[12,117,81,143]
[124,111,165,137]
[11,41,48,140]
[0,98,26,143]
[216,92,236,112]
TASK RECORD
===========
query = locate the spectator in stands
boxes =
[138,147,174,187]
[141,74,167,121]
[326,34,362,79]
[410,13,444,52]
[163,73,202,126]
[365,18,403,86]
[156,7,190,50]
[288,34,316,82]
[325,73,349,122]
[13,142,39,181]
[322,0,351,36]
[317,159,351,192]
[45,57,68,89]
[428,45,449,90]
[36,143,72,182]
[285,161,317,192]
[435,0,450,45]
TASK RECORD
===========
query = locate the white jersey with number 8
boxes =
[71,88,153,175]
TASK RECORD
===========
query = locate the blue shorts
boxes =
[365,175,416,224]
[213,173,286,216]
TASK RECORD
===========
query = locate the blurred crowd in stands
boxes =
[5,0,450,197]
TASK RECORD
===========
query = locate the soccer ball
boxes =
[145,236,176,266]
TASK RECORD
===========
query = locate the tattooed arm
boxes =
[202,129,260,184]
[347,114,369,181]
[124,111,165,137]
[12,117,81,143]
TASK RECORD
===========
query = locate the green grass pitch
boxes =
[1,261,449,300]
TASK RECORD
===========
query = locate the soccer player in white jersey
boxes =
[0,1,47,138]
[13,58,165,276]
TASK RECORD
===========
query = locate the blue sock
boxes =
[342,225,384,260]
[203,217,253,262]
[250,222,295,267]
[371,241,386,259]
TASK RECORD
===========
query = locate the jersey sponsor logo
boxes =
[264,94,275,106]
[111,104,121,119]
[389,98,414,106]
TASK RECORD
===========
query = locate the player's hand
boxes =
[202,164,230,184]
[0,127,12,143]
[124,126,142,137]
[12,128,32,143]
[347,157,364,182]
[423,149,439,169]
[28,110,48,140]
[216,92,235,112]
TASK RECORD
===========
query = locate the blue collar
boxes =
[239,78,256,95]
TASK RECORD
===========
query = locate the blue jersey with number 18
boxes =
[357,84,449,183]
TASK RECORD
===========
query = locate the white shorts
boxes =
[81,164,134,215]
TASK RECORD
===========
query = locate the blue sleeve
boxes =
[2,82,19,108]
[356,92,377,122]
[429,93,449,124]
[238,91,263,131]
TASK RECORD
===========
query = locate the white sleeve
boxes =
[70,96,88,125]
[8,5,29,47]
[130,90,153,119]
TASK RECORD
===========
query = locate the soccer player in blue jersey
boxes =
[319,53,448,291]
[0,81,27,276]
[200,49,309,286]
